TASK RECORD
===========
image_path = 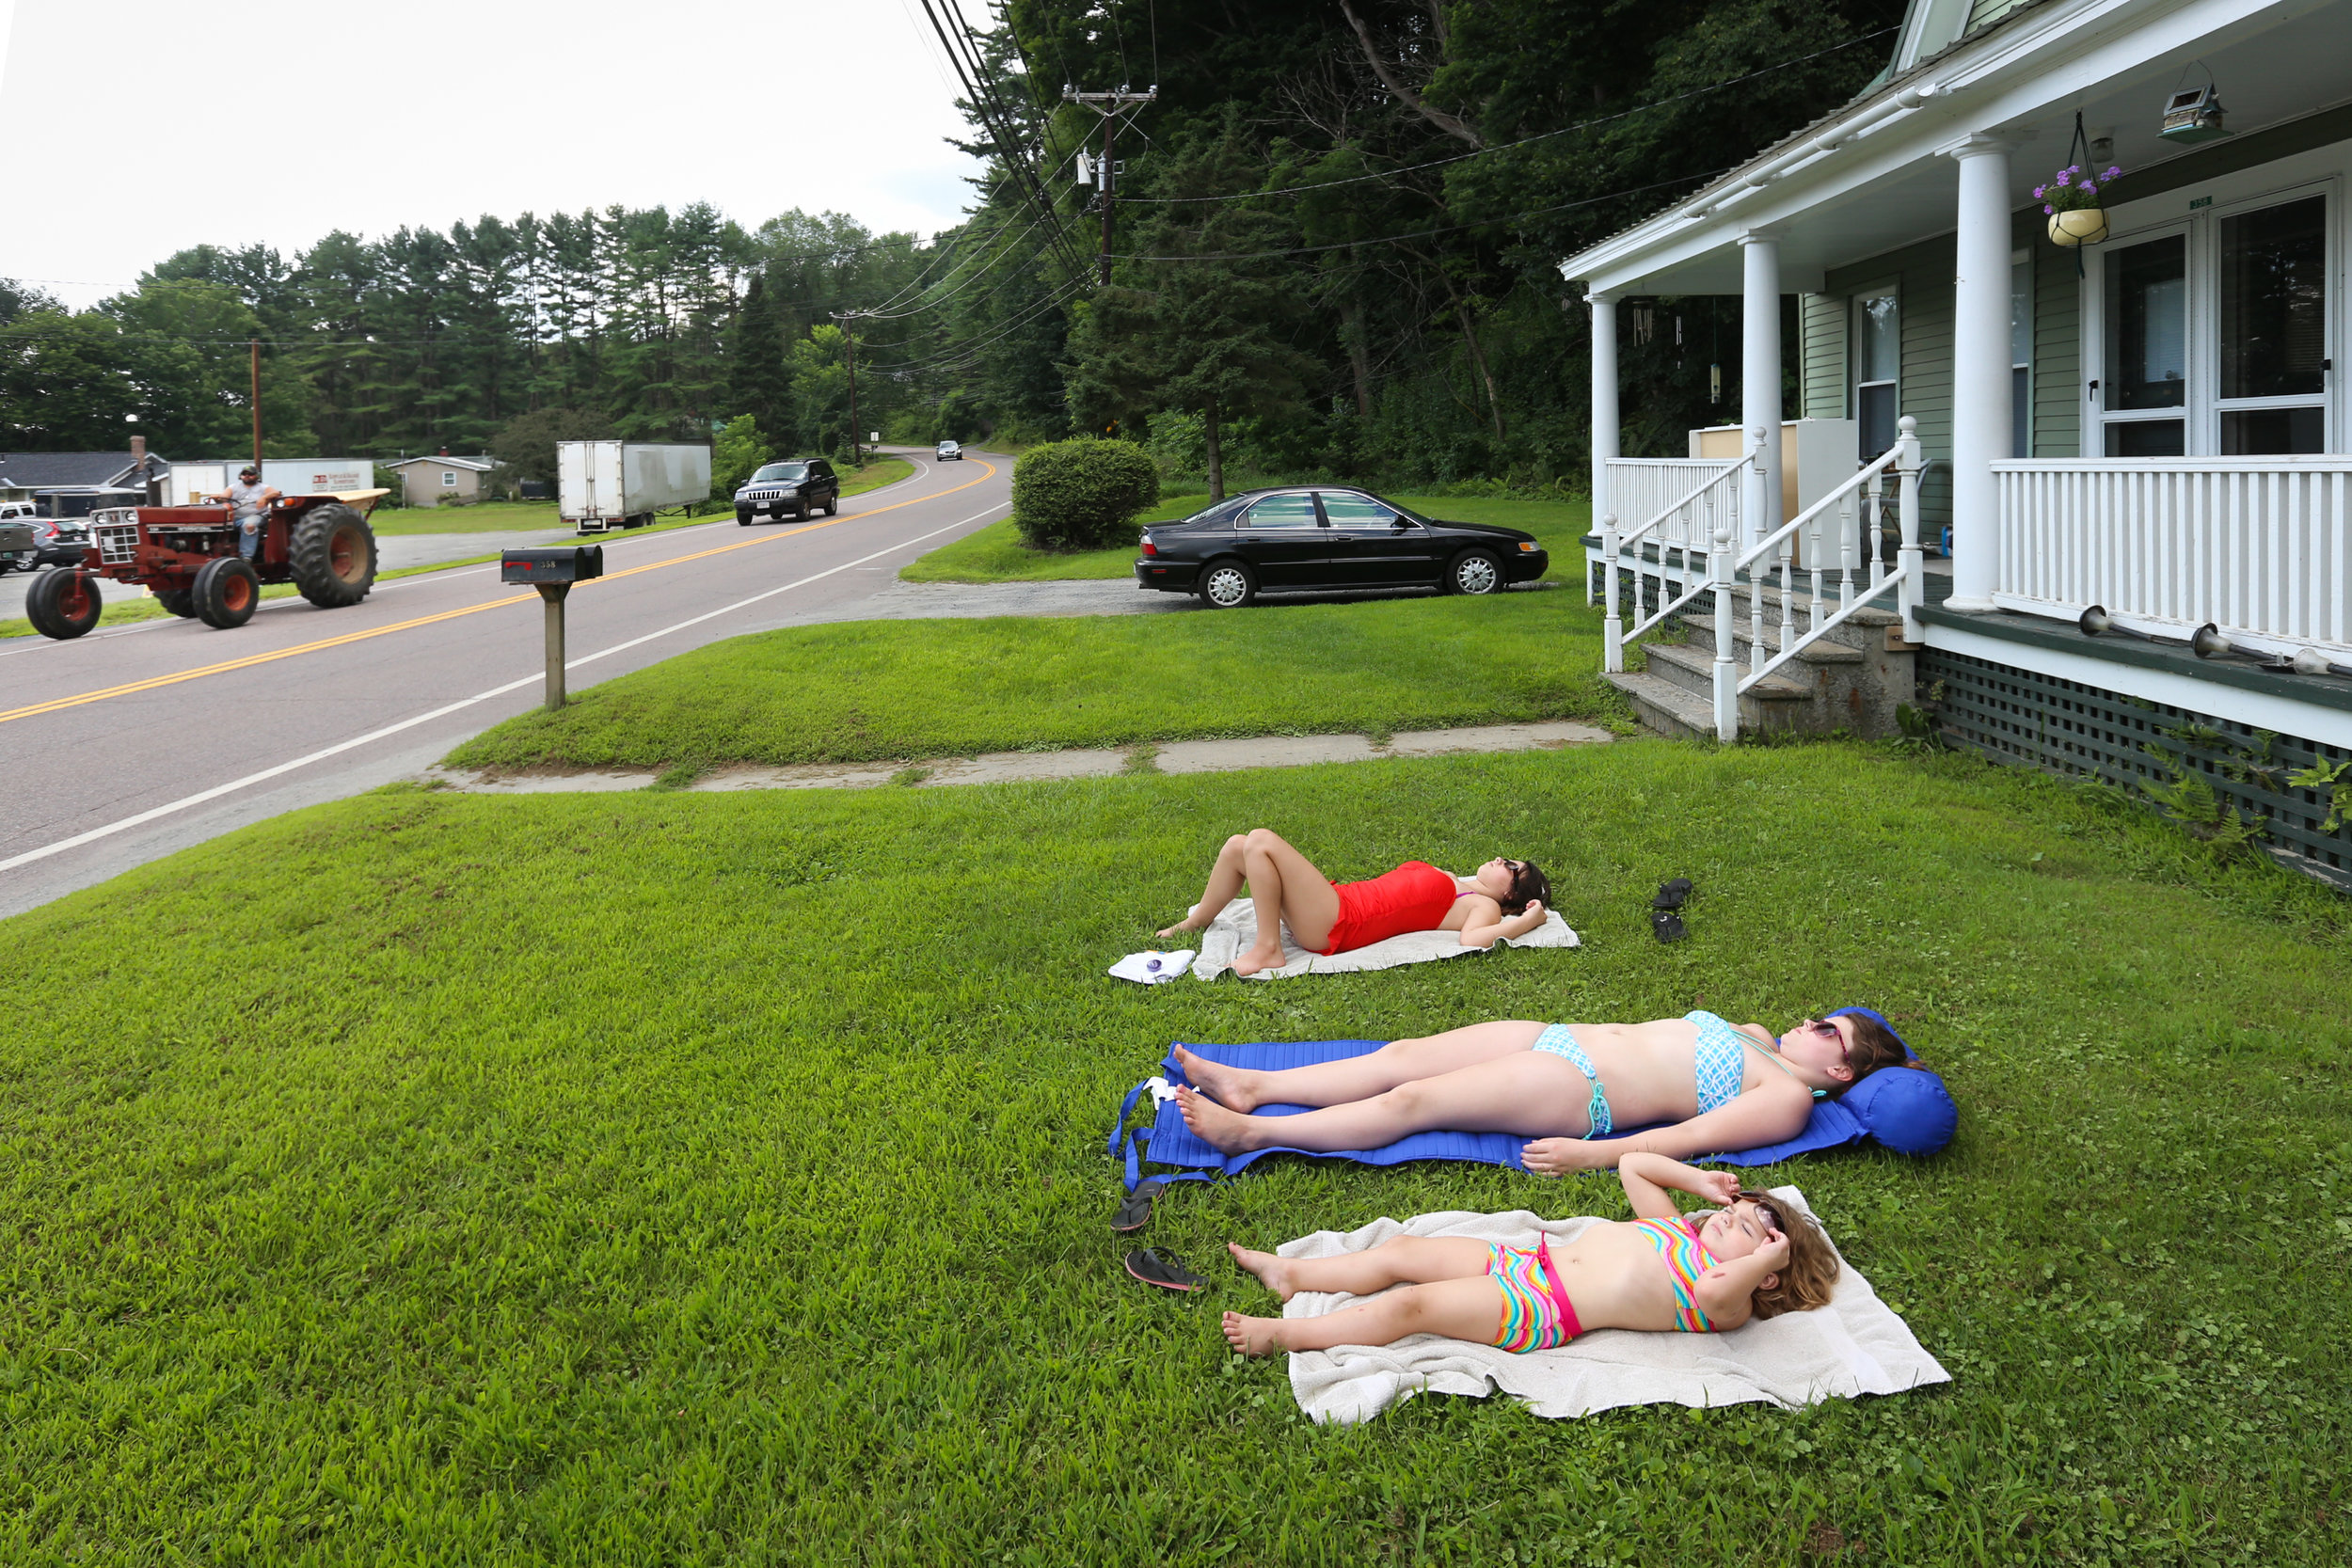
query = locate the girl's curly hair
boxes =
[1738,1193,1839,1318]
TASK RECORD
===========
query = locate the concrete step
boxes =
[1683,613,1866,664]
[1604,671,1716,740]
[1603,668,1820,739]
[1637,640,1811,703]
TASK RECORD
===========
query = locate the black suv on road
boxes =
[736,459,841,524]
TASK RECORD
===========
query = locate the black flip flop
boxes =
[1112,1179,1166,1234]
[1651,877,1693,911]
[1123,1248,1208,1292]
[1651,909,1689,943]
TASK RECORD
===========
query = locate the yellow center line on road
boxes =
[0,459,999,726]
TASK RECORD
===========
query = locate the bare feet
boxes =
[1175,1085,1263,1153]
[1226,1242,1303,1302]
[1222,1311,1285,1356]
[1172,1045,1260,1112]
[1232,943,1287,978]
[1156,917,1204,940]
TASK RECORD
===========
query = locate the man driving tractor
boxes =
[209,466,282,561]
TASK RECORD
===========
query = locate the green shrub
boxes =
[1010,439,1160,551]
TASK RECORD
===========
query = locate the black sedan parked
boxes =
[1134,487,1549,608]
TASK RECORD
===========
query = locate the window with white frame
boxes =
[2090,182,2334,458]
[441,470,458,487]
[1853,288,1899,459]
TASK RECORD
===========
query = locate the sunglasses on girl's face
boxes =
[1797,1018,1852,1061]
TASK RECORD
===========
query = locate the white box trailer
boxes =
[168,459,378,506]
[557,441,712,533]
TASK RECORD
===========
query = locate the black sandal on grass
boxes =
[1651,909,1689,943]
[1651,877,1693,911]
[1112,1179,1166,1234]
[1123,1248,1208,1292]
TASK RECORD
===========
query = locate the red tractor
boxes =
[24,490,387,641]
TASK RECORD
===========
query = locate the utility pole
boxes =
[833,310,864,466]
[1063,84,1157,286]
[249,340,262,469]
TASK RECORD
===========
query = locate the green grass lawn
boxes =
[900,494,1592,584]
[443,587,1618,772]
[369,499,576,536]
[3,742,2345,1562]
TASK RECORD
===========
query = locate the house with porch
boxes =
[1562,0,2351,885]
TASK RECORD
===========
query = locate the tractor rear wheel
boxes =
[289,503,378,607]
[26,568,103,640]
[193,557,262,628]
[155,589,196,618]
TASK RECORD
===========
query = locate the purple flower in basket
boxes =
[2043,204,2056,214]
[2080,181,2098,196]
[2104,166,2122,182]
[2055,169,2073,186]
[2034,183,2047,198]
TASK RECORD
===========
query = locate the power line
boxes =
[1108,169,1731,262]
[1116,27,1898,205]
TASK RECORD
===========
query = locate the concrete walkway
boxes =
[425,719,1615,795]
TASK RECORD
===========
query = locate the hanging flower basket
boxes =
[2049,208,2109,246]
[2040,164,2122,247]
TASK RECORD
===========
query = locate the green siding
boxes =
[1801,293,1847,419]
[1820,237,1956,531]
[2026,213,2080,457]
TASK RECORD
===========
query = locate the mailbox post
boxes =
[500,546,604,711]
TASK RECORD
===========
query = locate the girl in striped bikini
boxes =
[1220,1152,1841,1357]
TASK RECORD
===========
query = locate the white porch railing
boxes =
[1599,419,1924,740]
[1994,457,2352,658]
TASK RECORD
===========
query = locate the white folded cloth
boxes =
[1107,949,1197,984]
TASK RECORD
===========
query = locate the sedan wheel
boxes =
[1448,549,1503,595]
[1198,560,1257,609]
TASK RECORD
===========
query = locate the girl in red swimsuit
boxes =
[1157,829,1551,976]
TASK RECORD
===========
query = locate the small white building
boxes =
[383,454,501,507]
[1563,0,2352,885]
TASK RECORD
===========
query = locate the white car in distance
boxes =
[935,441,962,461]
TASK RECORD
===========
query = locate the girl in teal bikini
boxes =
[1221,1151,1843,1356]
[1172,1008,1913,1173]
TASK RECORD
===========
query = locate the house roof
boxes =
[384,455,498,472]
[0,451,172,489]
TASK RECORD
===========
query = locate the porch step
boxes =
[1603,672,1716,741]
[1638,641,1815,705]
[1683,614,1867,663]
[1616,589,1919,741]
[1603,669,1817,740]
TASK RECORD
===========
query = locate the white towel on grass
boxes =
[1186,896,1576,980]
[1276,1189,1948,1425]
[1107,949,1198,984]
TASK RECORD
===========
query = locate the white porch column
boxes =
[1587,290,1623,657]
[1738,234,1783,550]
[1947,136,2013,611]
[1587,291,1619,526]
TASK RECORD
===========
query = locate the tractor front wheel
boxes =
[289,503,378,607]
[193,557,262,629]
[26,568,103,640]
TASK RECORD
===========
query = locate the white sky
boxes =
[0,0,992,310]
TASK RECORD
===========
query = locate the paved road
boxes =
[0,451,1011,917]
